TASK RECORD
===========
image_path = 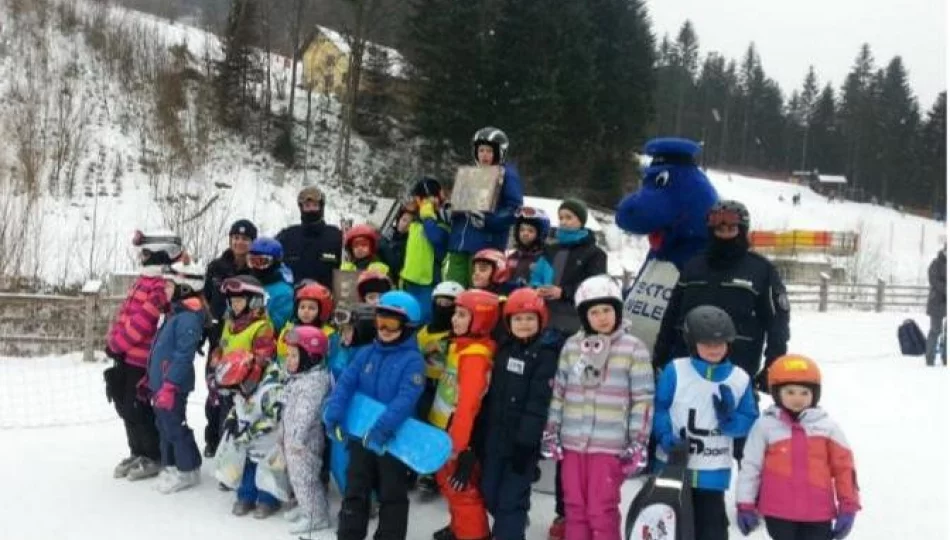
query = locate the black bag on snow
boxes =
[625,443,694,540]
[898,319,927,356]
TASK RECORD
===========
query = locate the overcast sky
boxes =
[646,0,946,109]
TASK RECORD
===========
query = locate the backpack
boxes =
[625,443,694,540]
[898,319,927,356]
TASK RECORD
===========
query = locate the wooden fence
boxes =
[786,276,929,313]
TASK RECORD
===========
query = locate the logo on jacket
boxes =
[685,409,729,457]
[507,358,525,375]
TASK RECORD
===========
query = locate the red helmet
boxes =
[284,326,330,358]
[455,289,501,336]
[504,287,549,328]
[295,282,334,324]
[472,248,511,284]
[344,224,381,256]
[214,350,264,394]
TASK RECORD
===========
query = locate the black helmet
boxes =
[683,305,736,346]
[411,177,443,199]
[707,200,751,232]
[471,127,509,164]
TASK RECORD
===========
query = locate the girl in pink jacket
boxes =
[736,354,861,540]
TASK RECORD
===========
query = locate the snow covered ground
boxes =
[1,310,947,539]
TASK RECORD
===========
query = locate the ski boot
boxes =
[232,501,254,516]
[288,513,331,535]
[253,502,280,519]
[126,457,162,481]
[113,456,138,479]
[548,516,565,540]
[433,526,456,540]
[157,469,200,494]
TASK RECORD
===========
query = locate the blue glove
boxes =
[712,384,736,423]
[658,431,682,454]
[323,410,345,442]
[831,512,855,539]
[736,506,759,535]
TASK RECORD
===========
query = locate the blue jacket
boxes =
[323,336,425,441]
[448,164,524,253]
[264,280,294,331]
[653,356,758,491]
[146,298,206,393]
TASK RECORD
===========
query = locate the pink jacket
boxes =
[107,271,169,368]
[737,406,861,522]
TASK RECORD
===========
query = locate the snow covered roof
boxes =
[314,25,409,80]
[818,174,848,184]
[522,196,604,232]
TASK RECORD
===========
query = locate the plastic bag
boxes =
[255,445,291,502]
[214,434,246,489]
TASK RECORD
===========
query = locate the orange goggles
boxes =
[706,208,742,228]
[248,254,274,269]
[375,315,404,332]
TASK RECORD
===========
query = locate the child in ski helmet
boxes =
[354,269,393,306]
[471,248,512,295]
[279,326,333,535]
[736,354,860,540]
[248,237,294,331]
[653,304,758,540]
[276,281,337,375]
[106,229,185,482]
[507,206,551,286]
[431,289,500,540]
[543,275,655,540]
[480,288,561,540]
[322,291,425,539]
[147,262,208,494]
[342,224,391,275]
[413,280,464,494]
[398,177,452,324]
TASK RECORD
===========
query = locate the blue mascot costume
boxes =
[615,138,718,352]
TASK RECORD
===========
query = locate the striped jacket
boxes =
[107,268,169,368]
[737,405,861,522]
[546,328,654,455]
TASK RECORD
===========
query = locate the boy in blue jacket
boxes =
[147,262,208,494]
[323,291,425,540]
[444,127,524,287]
[653,305,758,540]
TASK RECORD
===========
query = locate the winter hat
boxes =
[559,198,589,226]
[229,219,258,240]
[411,177,443,200]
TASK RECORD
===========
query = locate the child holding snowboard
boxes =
[431,289,501,540]
[542,275,655,540]
[323,291,426,540]
[481,288,561,540]
[279,326,333,536]
[147,262,208,494]
[653,305,759,540]
[735,354,860,540]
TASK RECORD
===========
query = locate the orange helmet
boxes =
[295,282,334,325]
[767,354,822,404]
[455,289,501,336]
[503,287,549,329]
[472,248,511,285]
[344,224,381,256]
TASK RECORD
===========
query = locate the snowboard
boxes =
[331,392,452,475]
[625,443,694,540]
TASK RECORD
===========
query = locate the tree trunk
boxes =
[287,0,306,120]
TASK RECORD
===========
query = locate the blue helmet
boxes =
[377,290,422,326]
[249,237,283,261]
[514,206,551,245]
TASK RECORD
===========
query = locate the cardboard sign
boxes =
[622,259,680,353]
[450,166,503,213]
[333,269,361,309]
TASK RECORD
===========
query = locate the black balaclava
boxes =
[429,300,455,333]
[295,349,325,374]
[706,231,750,269]
[252,264,281,285]
[301,204,324,226]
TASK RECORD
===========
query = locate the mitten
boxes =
[619,441,648,478]
[449,449,477,491]
[736,504,760,535]
[831,512,856,539]
[153,382,178,411]
[712,383,736,423]
[540,429,563,461]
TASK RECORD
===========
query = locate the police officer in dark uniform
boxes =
[276,186,343,288]
[652,199,790,461]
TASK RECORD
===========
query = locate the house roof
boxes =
[818,174,848,184]
[313,25,409,80]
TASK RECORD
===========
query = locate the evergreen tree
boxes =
[837,43,875,193]
[918,92,947,214]
[872,56,920,203]
[673,20,700,135]
[215,0,259,131]
[808,84,843,175]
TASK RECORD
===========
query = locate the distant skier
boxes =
[926,244,947,366]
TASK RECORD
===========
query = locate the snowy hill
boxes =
[610,169,946,285]
[0,0,408,288]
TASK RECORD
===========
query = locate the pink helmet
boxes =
[284,326,329,358]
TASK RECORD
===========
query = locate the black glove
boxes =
[104,347,123,363]
[510,445,536,475]
[450,449,477,491]
[223,416,238,437]
[102,365,120,404]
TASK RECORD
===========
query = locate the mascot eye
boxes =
[655,170,671,188]
[592,341,605,354]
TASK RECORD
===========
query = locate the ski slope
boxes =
[611,170,946,285]
[1,310,946,539]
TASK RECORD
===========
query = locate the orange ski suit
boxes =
[434,336,495,540]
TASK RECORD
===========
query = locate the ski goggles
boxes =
[433,296,455,308]
[375,314,405,332]
[333,308,354,326]
[706,208,743,228]
[247,254,275,270]
[220,278,264,296]
[515,206,547,220]
[132,229,181,248]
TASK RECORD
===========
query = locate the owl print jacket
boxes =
[546,328,655,455]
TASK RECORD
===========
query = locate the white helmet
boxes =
[166,261,206,295]
[134,229,183,266]
[574,275,624,334]
[433,281,465,300]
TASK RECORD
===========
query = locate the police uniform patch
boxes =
[411,373,424,386]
